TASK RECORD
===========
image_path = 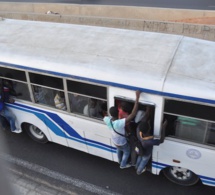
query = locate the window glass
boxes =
[1,79,30,101]
[33,86,56,107]
[175,116,207,143]
[12,81,31,101]
[206,123,215,145]
[69,94,88,114]
[164,99,215,145]
[67,80,106,99]
[69,93,107,119]
[164,99,215,121]
[0,67,26,81]
[54,91,67,111]
[164,113,215,146]
[30,73,63,90]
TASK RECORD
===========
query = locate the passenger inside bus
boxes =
[83,98,104,118]
[70,94,88,114]
[33,86,55,107]
[54,91,66,111]
[2,79,22,97]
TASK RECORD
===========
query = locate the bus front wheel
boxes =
[163,166,199,186]
[24,123,48,144]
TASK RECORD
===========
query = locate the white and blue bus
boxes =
[0,18,215,187]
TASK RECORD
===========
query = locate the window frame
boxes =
[163,98,215,146]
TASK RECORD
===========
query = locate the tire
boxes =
[24,123,48,144]
[163,166,199,186]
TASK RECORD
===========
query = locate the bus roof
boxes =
[0,19,215,104]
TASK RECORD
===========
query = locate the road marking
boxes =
[0,154,121,195]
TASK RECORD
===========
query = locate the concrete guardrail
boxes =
[0,2,215,41]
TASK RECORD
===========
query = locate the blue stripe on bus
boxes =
[1,61,215,105]
[199,175,215,182]
[152,161,168,169]
[199,175,215,186]
[152,161,215,186]
[7,103,116,153]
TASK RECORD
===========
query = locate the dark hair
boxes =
[120,101,132,113]
[109,106,118,118]
[138,121,150,135]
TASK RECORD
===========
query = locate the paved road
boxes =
[0,0,215,10]
[1,129,215,195]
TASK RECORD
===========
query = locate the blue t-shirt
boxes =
[103,116,127,146]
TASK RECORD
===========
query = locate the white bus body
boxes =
[0,18,215,187]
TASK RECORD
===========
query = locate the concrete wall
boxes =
[0,2,215,41]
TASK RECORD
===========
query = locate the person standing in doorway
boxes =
[135,121,161,175]
[103,90,141,169]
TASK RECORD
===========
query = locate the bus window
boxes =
[0,67,31,101]
[205,123,215,145]
[30,73,64,108]
[164,99,215,145]
[175,116,207,143]
[32,85,56,107]
[83,98,106,119]
[29,73,63,90]
[67,80,106,99]
[12,81,31,101]
[69,93,88,114]
[67,80,107,120]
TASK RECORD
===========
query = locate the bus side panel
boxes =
[152,139,215,186]
[62,115,116,161]
[8,103,68,147]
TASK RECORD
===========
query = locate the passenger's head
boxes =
[2,79,12,88]
[109,106,118,118]
[138,121,150,136]
[120,101,132,114]
[58,91,64,98]
[90,98,97,108]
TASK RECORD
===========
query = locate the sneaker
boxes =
[12,129,22,134]
[120,164,131,169]
[136,167,146,175]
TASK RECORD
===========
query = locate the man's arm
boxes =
[125,90,141,124]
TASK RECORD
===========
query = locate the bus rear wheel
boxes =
[163,166,199,186]
[24,123,48,144]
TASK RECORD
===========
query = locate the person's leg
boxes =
[130,147,137,166]
[136,154,151,175]
[135,155,141,170]
[120,143,131,168]
[116,147,123,164]
[0,108,17,131]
